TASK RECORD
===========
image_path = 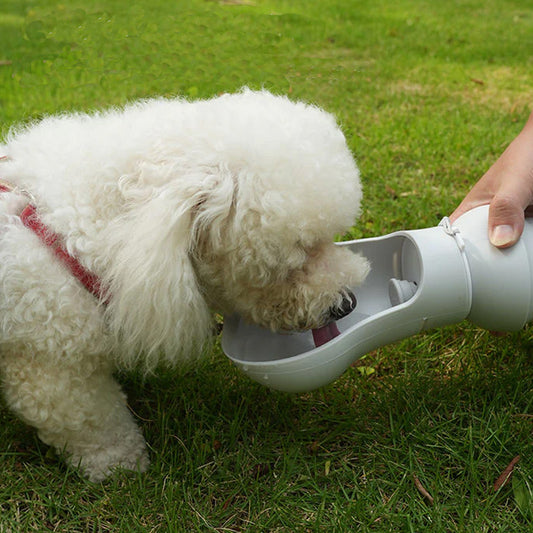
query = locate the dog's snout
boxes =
[328,290,357,321]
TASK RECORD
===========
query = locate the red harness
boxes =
[0,182,104,300]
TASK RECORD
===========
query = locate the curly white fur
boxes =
[0,90,368,480]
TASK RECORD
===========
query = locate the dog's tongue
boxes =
[312,322,341,347]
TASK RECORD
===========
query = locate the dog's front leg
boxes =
[1,353,149,481]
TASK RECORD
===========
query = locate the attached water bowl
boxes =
[222,221,471,393]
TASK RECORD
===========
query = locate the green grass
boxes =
[1,0,532,531]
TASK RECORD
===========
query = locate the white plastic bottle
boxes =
[222,205,533,392]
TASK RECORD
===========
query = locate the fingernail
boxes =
[490,225,516,247]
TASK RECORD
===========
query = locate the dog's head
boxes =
[191,91,369,331]
[104,90,368,369]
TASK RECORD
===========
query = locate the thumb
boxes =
[488,196,525,248]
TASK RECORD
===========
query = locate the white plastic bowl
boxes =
[222,206,533,392]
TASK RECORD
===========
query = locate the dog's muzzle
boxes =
[328,290,357,321]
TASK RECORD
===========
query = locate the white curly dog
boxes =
[0,90,369,481]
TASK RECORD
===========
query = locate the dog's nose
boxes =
[328,290,357,321]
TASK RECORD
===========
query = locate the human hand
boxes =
[450,111,533,248]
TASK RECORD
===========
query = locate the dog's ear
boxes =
[102,184,213,371]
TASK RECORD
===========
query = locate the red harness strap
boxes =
[20,204,104,300]
[0,182,104,301]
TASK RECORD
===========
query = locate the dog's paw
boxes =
[81,447,150,482]
[67,430,150,482]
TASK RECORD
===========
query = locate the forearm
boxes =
[450,110,533,247]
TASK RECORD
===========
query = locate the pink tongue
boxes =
[312,322,341,347]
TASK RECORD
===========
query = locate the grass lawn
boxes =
[1,0,532,531]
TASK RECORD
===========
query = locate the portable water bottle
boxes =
[221,205,533,392]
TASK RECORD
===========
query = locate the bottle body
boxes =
[221,205,533,393]
[454,206,533,330]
